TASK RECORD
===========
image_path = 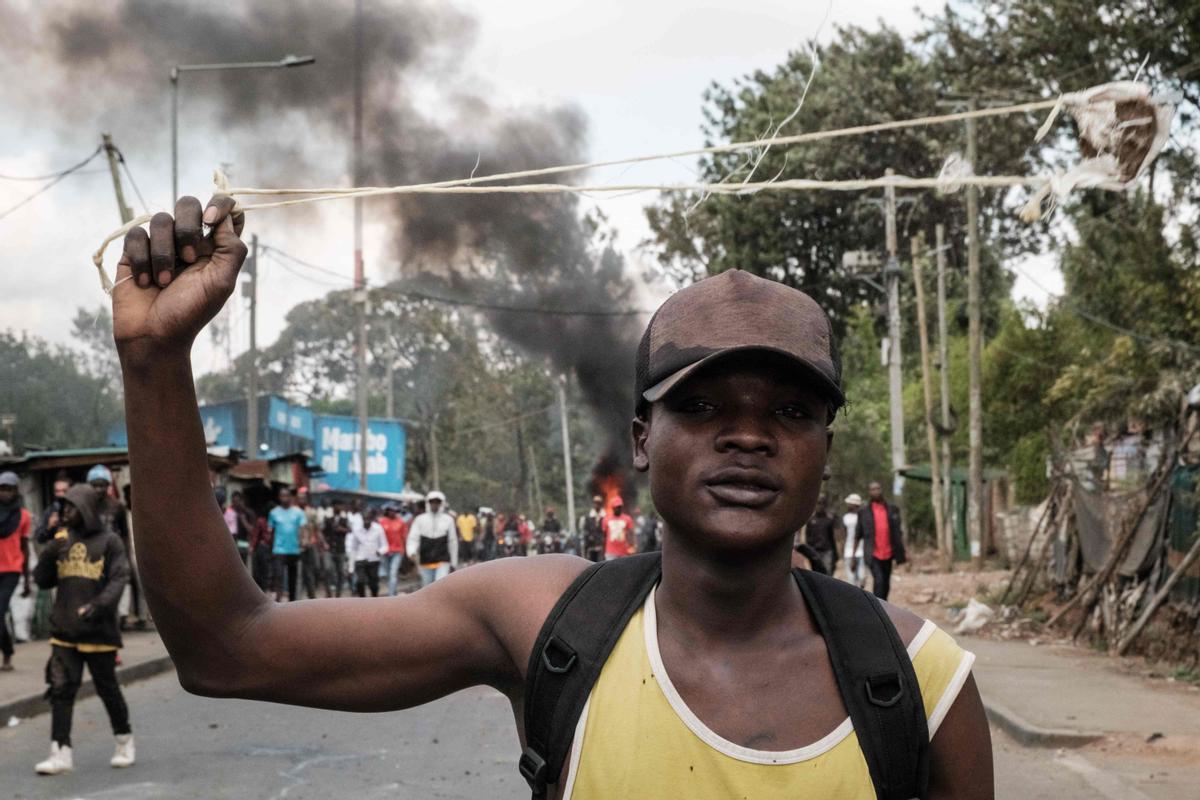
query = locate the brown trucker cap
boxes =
[635,269,844,409]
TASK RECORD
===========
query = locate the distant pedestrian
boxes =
[800,494,839,576]
[323,502,351,597]
[33,477,71,544]
[602,502,636,560]
[407,492,458,587]
[841,493,866,587]
[478,508,497,562]
[249,512,273,592]
[579,495,606,562]
[347,508,388,597]
[296,490,325,599]
[456,508,478,564]
[0,471,33,672]
[226,492,256,569]
[635,508,660,553]
[33,484,134,775]
[537,508,563,555]
[858,481,906,600]
[87,466,144,629]
[268,489,306,602]
[378,505,409,596]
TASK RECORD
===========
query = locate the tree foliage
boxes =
[0,330,121,452]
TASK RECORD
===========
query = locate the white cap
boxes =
[426,490,446,503]
[844,493,863,506]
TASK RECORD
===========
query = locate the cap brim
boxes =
[642,346,845,406]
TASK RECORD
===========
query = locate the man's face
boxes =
[0,485,16,504]
[91,479,110,498]
[53,480,69,498]
[592,496,603,511]
[868,482,883,502]
[279,490,293,507]
[632,351,832,555]
[613,504,624,517]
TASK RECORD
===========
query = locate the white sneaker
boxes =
[35,742,73,775]
[110,733,135,768]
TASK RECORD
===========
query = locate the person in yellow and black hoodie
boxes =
[32,483,134,776]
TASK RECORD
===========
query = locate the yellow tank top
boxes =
[563,587,975,799]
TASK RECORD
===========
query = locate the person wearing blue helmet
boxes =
[86,466,144,629]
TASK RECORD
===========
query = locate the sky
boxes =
[0,0,1062,376]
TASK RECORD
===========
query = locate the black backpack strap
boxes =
[793,569,930,800]
[520,552,662,798]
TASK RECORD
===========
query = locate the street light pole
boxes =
[169,54,315,201]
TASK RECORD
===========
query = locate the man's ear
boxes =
[632,415,650,473]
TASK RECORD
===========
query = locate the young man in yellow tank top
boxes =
[110,194,992,798]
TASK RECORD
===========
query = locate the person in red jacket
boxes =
[378,505,409,596]
[0,472,32,671]
[602,502,636,560]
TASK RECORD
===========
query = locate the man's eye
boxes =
[778,404,815,420]
[680,399,715,413]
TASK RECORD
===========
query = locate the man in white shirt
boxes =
[346,507,388,597]
[842,493,866,587]
[406,491,458,587]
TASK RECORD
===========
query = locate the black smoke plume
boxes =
[42,0,640,461]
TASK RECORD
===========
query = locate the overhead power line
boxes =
[0,146,103,181]
[0,146,104,223]
[261,243,654,317]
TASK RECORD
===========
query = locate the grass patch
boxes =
[1172,666,1200,686]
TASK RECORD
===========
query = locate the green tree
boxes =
[645,25,1019,335]
[0,331,121,452]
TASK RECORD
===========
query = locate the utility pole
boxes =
[936,224,954,557]
[528,445,544,519]
[385,320,395,419]
[557,376,577,537]
[912,235,948,565]
[429,422,440,491]
[884,168,905,495]
[966,108,984,564]
[101,135,133,224]
[353,0,369,491]
[246,234,259,457]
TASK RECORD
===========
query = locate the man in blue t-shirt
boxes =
[268,489,307,602]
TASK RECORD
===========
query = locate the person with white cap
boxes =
[406,491,457,587]
[842,493,866,587]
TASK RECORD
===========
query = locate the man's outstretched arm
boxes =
[113,197,584,711]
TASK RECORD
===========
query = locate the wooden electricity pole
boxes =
[912,235,948,565]
[966,109,984,565]
[936,224,954,558]
[884,168,905,495]
[101,134,134,225]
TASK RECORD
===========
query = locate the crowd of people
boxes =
[793,480,905,601]
[218,489,666,602]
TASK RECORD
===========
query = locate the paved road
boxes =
[1,671,1191,799]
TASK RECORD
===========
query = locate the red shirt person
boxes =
[602,503,636,560]
[856,481,905,601]
[0,471,33,670]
